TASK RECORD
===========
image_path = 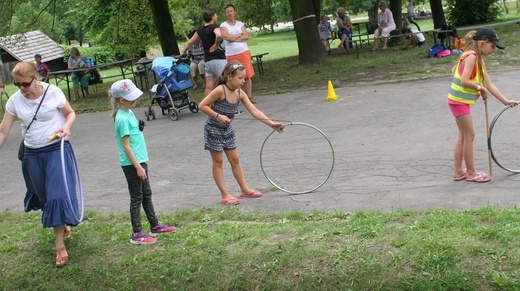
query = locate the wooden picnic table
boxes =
[251,52,269,75]
[135,58,155,95]
[49,59,136,100]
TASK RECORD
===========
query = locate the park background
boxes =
[1,0,520,289]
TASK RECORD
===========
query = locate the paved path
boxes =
[2,70,520,214]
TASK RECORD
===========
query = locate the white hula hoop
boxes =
[260,122,335,194]
[489,104,520,173]
[60,138,85,223]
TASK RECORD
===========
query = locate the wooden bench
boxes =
[351,31,422,60]
[251,52,269,75]
[351,22,378,46]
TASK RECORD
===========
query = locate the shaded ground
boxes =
[252,47,520,97]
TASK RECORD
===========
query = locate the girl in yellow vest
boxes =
[448,27,517,182]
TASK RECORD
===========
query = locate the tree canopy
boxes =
[0,0,513,65]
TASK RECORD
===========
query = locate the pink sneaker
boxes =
[150,222,176,236]
[130,230,157,245]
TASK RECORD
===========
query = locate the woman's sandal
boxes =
[466,171,490,183]
[64,227,72,239]
[56,247,68,267]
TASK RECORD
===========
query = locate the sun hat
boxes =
[111,79,143,101]
[473,27,505,49]
[337,7,345,14]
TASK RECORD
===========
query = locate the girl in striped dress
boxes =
[199,61,284,205]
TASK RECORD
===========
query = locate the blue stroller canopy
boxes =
[152,56,193,96]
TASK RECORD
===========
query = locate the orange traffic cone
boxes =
[326,80,338,101]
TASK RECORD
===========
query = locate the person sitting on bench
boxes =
[372,1,396,51]
[336,7,353,54]
[318,15,335,55]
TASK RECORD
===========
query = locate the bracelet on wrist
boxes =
[215,113,219,119]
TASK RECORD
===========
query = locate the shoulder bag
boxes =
[18,84,50,161]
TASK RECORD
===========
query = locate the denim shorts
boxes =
[205,59,227,78]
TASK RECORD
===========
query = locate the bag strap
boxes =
[25,84,50,133]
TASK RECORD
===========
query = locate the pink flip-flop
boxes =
[240,190,263,198]
[452,169,467,181]
[220,198,240,205]
[466,171,490,183]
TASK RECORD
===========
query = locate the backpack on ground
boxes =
[88,68,103,85]
[428,42,445,58]
[453,37,468,51]
[436,49,451,58]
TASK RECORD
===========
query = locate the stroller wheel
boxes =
[189,101,199,113]
[151,109,156,120]
[144,110,150,121]
[169,108,179,121]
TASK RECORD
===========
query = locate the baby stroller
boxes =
[145,56,199,121]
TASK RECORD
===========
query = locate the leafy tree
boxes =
[235,0,278,32]
[289,0,324,65]
[272,0,292,24]
[149,0,179,56]
[346,0,380,23]
[446,0,502,26]
[429,0,446,29]
[0,0,20,36]
[86,0,157,58]
[10,2,63,41]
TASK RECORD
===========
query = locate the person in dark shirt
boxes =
[35,53,50,82]
[182,8,227,97]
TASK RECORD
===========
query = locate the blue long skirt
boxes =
[22,141,79,228]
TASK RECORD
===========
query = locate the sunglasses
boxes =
[13,78,34,88]
[231,64,245,73]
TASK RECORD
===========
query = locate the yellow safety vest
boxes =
[448,51,484,105]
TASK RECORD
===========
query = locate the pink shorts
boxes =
[448,100,471,117]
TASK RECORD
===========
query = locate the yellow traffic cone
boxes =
[326,80,338,101]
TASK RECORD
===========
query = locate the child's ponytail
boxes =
[215,69,227,88]
[109,90,120,121]
[457,30,486,84]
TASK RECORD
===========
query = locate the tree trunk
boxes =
[389,0,402,31]
[389,0,402,45]
[288,0,324,65]
[368,6,378,23]
[429,0,446,29]
[149,0,179,56]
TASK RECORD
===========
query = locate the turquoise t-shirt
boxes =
[115,109,148,166]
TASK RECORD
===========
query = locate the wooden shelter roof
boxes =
[0,30,64,63]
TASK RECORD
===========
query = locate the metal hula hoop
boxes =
[260,122,335,194]
[60,138,85,223]
[488,104,520,173]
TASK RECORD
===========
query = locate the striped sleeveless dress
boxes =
[204,85,241,152]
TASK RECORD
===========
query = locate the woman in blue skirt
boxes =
[0,62,78,267]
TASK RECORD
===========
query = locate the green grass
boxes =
[1,207,519,289]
